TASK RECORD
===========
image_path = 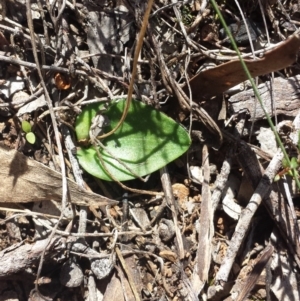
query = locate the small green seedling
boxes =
[21,120,36,144]
[274,157,299,182]
[274,133,300,182]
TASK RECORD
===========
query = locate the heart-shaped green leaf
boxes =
[75,99,191,181]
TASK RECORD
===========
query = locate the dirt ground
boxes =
[0,0,300,300]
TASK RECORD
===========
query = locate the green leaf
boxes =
[26,132,36,144]
[76,103,102,142]
[274,174,281,182]
[290,157,299,169]
[282,158,289,169]
[22,120,32,133]
[75,99,191,181]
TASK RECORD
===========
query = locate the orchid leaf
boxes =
[75,99,191,181]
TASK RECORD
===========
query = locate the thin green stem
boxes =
[210,0,300,190]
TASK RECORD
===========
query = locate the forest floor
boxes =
[0,1,300,300]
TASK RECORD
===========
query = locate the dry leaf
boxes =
[159,250,178,263]
[54,73,71,90]
[187,32,300,99]
[172,183,189,202]
[102,273,126,301]
[0,144,117,207]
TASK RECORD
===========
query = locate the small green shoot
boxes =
[21,120,36,144]
[21,120,31,133]
[275,143,300,181]
[290,157,299,169]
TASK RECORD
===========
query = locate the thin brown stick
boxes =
[94,145,163,196]
[97,0,154,139]
[115,247,141,301]
[160,167,185,259]
[26,1,69,296]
